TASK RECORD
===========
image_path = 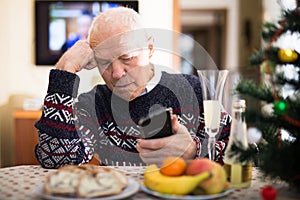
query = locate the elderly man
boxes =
[35,7,231,168]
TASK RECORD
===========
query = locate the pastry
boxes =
[43,164,129,198]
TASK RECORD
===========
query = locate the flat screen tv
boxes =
[35,0,139,66]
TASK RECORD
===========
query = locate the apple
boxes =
[261,185,277,200]
[185,158,227,194]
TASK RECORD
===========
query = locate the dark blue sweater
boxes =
[35,69,231,168]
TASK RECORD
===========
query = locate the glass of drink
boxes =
[197,69,228,160]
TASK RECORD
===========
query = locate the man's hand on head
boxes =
[55,40,97,73]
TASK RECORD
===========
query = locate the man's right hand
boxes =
[55,40,97,73]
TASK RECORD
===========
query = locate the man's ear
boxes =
[147,36,154,58]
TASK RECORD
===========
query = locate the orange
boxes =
[160,157,187,176]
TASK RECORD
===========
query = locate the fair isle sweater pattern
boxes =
[35,69,231,168]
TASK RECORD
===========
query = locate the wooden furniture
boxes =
[13,110,99,166]
[13,110,42,165]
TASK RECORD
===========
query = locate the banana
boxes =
[144,164,211,195]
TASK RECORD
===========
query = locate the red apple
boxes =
[185,158,227,194]
[261,185,277,200]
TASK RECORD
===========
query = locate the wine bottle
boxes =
[223,99,252,188]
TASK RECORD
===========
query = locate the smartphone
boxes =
[138,107,173,139]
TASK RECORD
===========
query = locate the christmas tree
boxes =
[232,0,300,191]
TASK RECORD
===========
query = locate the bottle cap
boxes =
[233,99,246,108]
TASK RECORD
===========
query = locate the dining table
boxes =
[0,164,299,200]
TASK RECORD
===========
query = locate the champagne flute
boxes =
[197,69,228,160]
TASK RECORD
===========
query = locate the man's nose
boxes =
[111,60,126,79]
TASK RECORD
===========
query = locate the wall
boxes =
[179,0,240,71]
[0,0,174,106]
[0,0,173,167]
[263,0,282,22]
[238,0,263,68]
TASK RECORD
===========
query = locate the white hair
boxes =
[88,7,145,48]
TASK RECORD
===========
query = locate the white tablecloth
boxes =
[0,165,299,199]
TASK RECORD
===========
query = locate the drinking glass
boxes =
[197,69,228,160]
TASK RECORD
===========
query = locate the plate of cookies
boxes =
[36,164,139,200]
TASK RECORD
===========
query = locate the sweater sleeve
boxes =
[34,69,95,169]
[215,112,231,165]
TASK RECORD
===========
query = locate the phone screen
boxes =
[138,108,173,139]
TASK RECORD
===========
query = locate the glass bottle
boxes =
[223,99,252,188]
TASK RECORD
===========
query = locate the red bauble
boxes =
[261,185,277,200]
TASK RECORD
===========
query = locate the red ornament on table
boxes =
[261,185,277,200]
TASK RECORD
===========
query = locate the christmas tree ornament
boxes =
[274,100,287,115]
[261,185,277,200]
[247,127,262,143]
[261,103,274,117]
[278,48,298,62]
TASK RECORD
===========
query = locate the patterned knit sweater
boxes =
[35,69,231,168]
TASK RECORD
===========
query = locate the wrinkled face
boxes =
[93,31,154,101]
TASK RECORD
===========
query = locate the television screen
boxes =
[35,1,139,66]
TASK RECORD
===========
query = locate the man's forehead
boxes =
[93,30,148,59]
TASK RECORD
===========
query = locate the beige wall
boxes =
[0,0,174,167]
[179,0,240,70]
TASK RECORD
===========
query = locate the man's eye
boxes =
[121,57,133,61]
[120,56,134,64]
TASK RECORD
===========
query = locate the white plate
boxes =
[139,184,233,200]
[36,178,139,200]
